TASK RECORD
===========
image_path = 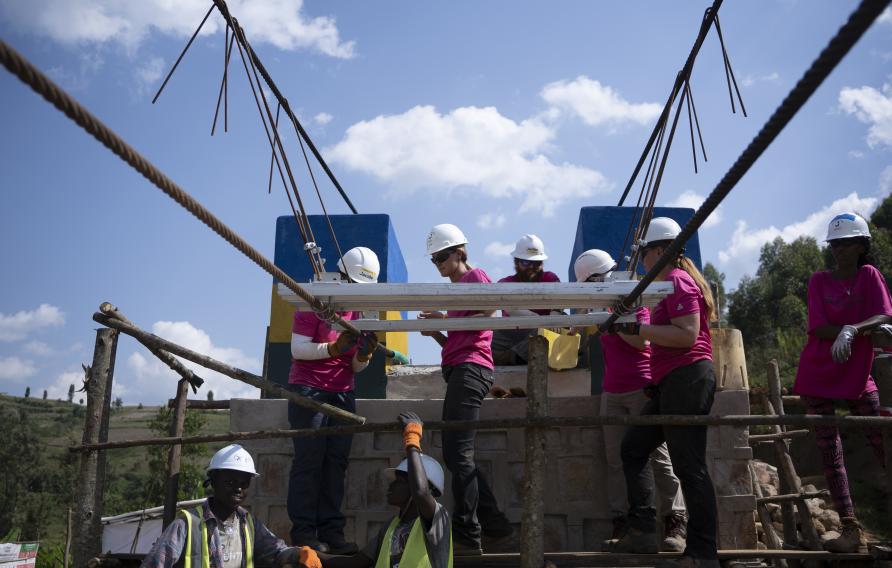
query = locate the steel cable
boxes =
[605,0,891,327]
[0,37,362,336]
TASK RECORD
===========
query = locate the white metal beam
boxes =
[277,280,673,312]
[335,312,636,332]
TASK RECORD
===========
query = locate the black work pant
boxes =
[286,384,355,545]
[441,363,511,544]
[621,359,718,559]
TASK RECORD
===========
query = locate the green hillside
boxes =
[0,393,230,567]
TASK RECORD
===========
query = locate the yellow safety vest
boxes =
[374,516,452,568]
[178,505,255,568]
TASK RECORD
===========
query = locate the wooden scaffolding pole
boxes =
[521,336,548,568]
[72,328,118,567]
[162,379,189,528]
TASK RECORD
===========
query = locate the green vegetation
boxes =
[0,393,229,567]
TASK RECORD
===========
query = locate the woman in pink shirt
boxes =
[418,223,513,555]
[793,213,892,553]
[287,247,380,554]
[573,249,687,552]
[611,218,718,568]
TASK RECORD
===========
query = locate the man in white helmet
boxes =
[141,444,302,567]
[294,412,452,568]
[491,234,562,365]
[286,246,380,554]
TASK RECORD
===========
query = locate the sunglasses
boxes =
[829,238,862,249]
[431,249,456,265]
[515,259,542,268]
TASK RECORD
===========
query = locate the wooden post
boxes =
[72,328,118,567]
[767,361,797,549]
[750,463,786,568]
[871,353,892,544]
[162,379,190,528]
[521,336,548,568]
[64,507,72,568]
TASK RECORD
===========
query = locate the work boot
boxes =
[655,556,720,568]
[453,538,484,557]
[824,517,866,553]
[321,534,358,555]
[291,534,329,553]
[609,526,659,554]
[611,516,628,540]
[661,512,687,552]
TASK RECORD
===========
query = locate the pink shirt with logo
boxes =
[793,265,892,400]
[650,268,712,383]
[442,268,494,369]
[288,310,359,392]
[498,271,561,316]
[600,307,652,393]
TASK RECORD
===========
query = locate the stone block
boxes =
[266,505,291,544]
[544,515,568,552]
[255,454,290,498]
[345,457,391,512]
[558,456,596,502]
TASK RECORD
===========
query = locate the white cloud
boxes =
[879,7,892,25]
[477,213,507,229]
[326,105,610,215]
[484,241,515,259]
[540,76,661,127]
[741,72,780,88]
[0,304,65,342]
[0,357,37,382]
[24,341,54,356]
[44,369,85,402]
[314,112,333,126]
[718,192,881,269]
[0,0,355,58]
[666,190,723,229]
[125,321,260,404]
[134,56,164,96]
[848,149,865,159]
[839,82,892,148]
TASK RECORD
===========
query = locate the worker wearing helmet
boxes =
[296,412,452,568]
[141,444,302,567]
[286,246,380,554]
[573,250,687,552]
[417,223,513,555]
[610,217,719,568]
[491,234,562,365]
[793,212,892,553]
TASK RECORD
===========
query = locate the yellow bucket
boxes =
[537,328,581,371]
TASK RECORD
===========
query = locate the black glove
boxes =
[399,411,424,428]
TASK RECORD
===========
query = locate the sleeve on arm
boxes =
[140,518,187,568]
[291,333,331,360]
[863,266,892,318]
[422,504,452,568]
[292,311,321,337]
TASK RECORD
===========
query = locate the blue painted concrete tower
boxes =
[266,214,408,399]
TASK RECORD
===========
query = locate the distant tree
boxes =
[703,262,726,324]
[23,387,30,399]
[137,403,144,409]
[78,398,83,405]
[114,397,123,410]
[207,390,214,401]
[42,390,47,400]
[67,384,74,403]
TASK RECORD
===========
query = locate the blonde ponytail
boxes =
[674,256,716,322]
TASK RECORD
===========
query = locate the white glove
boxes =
[831,325,857,363]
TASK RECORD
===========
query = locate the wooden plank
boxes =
[339,313,636,332]
[277,281,674,312]
[520,337,548,568]
[748,429,810,443]
[454,550,876,567]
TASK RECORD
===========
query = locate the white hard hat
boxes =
[207,444,259,477]
[389,454,445,496]
[337,246,380,284]
[512,234,548,261]
[426,224,468,255]
[642,217,682,246]
[574,249,616,281]
[826,212,870,241]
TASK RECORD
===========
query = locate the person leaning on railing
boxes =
[608,217,719,568]
[286,247,381,555]
[792,212,892,553]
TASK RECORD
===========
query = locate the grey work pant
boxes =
[601,389,685,519]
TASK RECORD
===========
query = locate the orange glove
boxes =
[399,411,423,450]
[299,546,322,568]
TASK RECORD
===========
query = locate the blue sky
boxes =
[1,1,891,404]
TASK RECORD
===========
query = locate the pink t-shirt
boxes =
[793,265,892,399]
[442,268,494,369]
[600,307,652,393]
[499,271,561,316]
[288,311,359,392]
[650,268,712,383]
